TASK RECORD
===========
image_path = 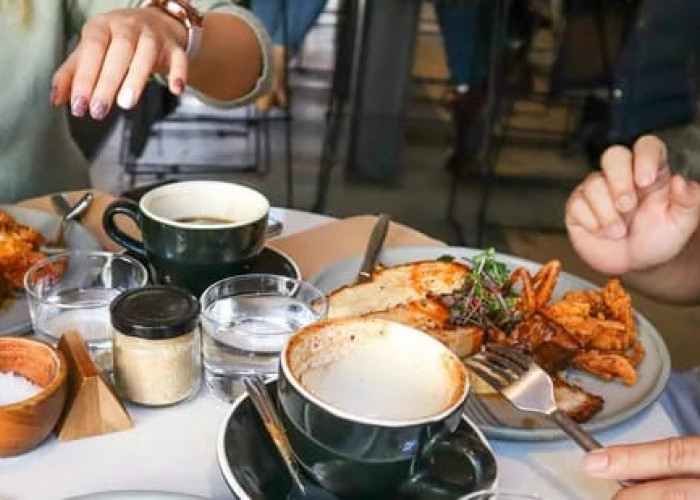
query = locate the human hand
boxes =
[565,135,700,275]
[583,437,700,499]
[50,8,189,120]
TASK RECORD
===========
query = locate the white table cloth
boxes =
[0,208,683,500]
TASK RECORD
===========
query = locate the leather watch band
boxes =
[139,0,204,59]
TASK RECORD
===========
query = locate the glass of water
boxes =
[200,273,328,401]
[24,251,148,371]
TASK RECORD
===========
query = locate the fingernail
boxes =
[117,87,135,109]
[173,78,184,94]
[49,86,58,106]
[584,450,610,474]
[90,99,108,120]
[638,173,654,187]
[607,222,626,239]
[70,96,88,117]
[616,194,635,212]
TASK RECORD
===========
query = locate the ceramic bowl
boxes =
[0,337,68,456]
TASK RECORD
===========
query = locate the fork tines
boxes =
[465,344,533,390]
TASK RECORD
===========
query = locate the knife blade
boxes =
[356,213,391,284]
[50,193,72,217]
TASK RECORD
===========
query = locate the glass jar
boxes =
[111,285,201,406]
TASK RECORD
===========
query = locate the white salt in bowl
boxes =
[0,337,68,456]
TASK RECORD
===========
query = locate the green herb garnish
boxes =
[445,248,521,331]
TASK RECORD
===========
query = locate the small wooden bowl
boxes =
[0,337,68,456]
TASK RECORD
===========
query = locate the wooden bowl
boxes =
[0,337,68,456]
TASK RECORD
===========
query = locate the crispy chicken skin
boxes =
[0,210,45,294]
[553,378,604,422]
[571,350,638,386]
[507,313,581,352]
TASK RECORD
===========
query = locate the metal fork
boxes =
[465,344,601,451]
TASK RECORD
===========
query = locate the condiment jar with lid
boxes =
[111,285,201,407]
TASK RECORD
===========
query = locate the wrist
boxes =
[139,0,203,59]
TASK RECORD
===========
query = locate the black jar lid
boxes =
[110,285,200,340]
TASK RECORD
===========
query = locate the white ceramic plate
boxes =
[0,205,101,336]
[310,246,672,441]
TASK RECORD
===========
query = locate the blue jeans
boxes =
[434,0,489,86]
[251,0,328,54]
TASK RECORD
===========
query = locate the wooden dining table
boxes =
[0,194,686,499]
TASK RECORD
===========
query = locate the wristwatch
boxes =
[139,0,204,59]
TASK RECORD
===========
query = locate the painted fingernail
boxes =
[117,87,135,109]
[616,194,635,212]
[173,78,184,94]
[49,86,58,106]
[583,450,609,474]
[70,96,88,117]
[607,222,626,239]
[90,99,108,120]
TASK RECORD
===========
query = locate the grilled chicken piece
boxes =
[360,298,483,358]
[508,313,580,352]
[328,260,470,319]
[553,378,604,422]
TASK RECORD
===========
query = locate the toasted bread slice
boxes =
[359,298,483,358]
[328,260,470,319]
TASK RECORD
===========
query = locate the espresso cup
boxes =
[278,317,472,498]
[103,181,269,296]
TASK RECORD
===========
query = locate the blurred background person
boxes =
[250,0,328,111]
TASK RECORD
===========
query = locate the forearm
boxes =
[187,12,263,102]
[623,228,700,305]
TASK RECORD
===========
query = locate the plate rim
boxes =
[0,204,102,336]
[309,245,672,441]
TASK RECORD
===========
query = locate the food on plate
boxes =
[328,260,471,318]
[327,260,483,358]
[326,248,645,423]
[0,209,45,300]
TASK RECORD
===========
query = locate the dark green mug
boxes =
[103,181,269,296]
[278,318,473,498]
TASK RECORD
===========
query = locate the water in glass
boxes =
[202,294,319,400]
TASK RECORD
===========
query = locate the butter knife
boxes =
[356,214,391,284]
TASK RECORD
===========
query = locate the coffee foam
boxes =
[287,319,466,422]
[142,181,269,227]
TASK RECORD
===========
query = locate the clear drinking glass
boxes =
[24,251,148,371]
[200,274,328,401]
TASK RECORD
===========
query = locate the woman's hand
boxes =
[50,8,188,120]
[584,437,700,499]
[565,135,700,276]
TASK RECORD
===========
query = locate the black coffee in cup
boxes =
[103,181,269,295]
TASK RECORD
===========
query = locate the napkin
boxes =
[17,190,137,252]
[267,215,444,279]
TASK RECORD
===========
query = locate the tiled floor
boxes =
[89,7,700,370]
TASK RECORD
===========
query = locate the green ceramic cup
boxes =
[103,181,269,296]
[278,317,473,498]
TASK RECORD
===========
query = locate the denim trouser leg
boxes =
[434,0,487,86]
[251,0,327,54]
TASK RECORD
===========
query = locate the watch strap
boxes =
[140,0,203,59]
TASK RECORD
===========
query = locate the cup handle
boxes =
[402,425,492,497]
[102,199,146,258]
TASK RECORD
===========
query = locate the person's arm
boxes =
[623,225,700,304]
[186,11,264,102]
[53,1,272,118]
